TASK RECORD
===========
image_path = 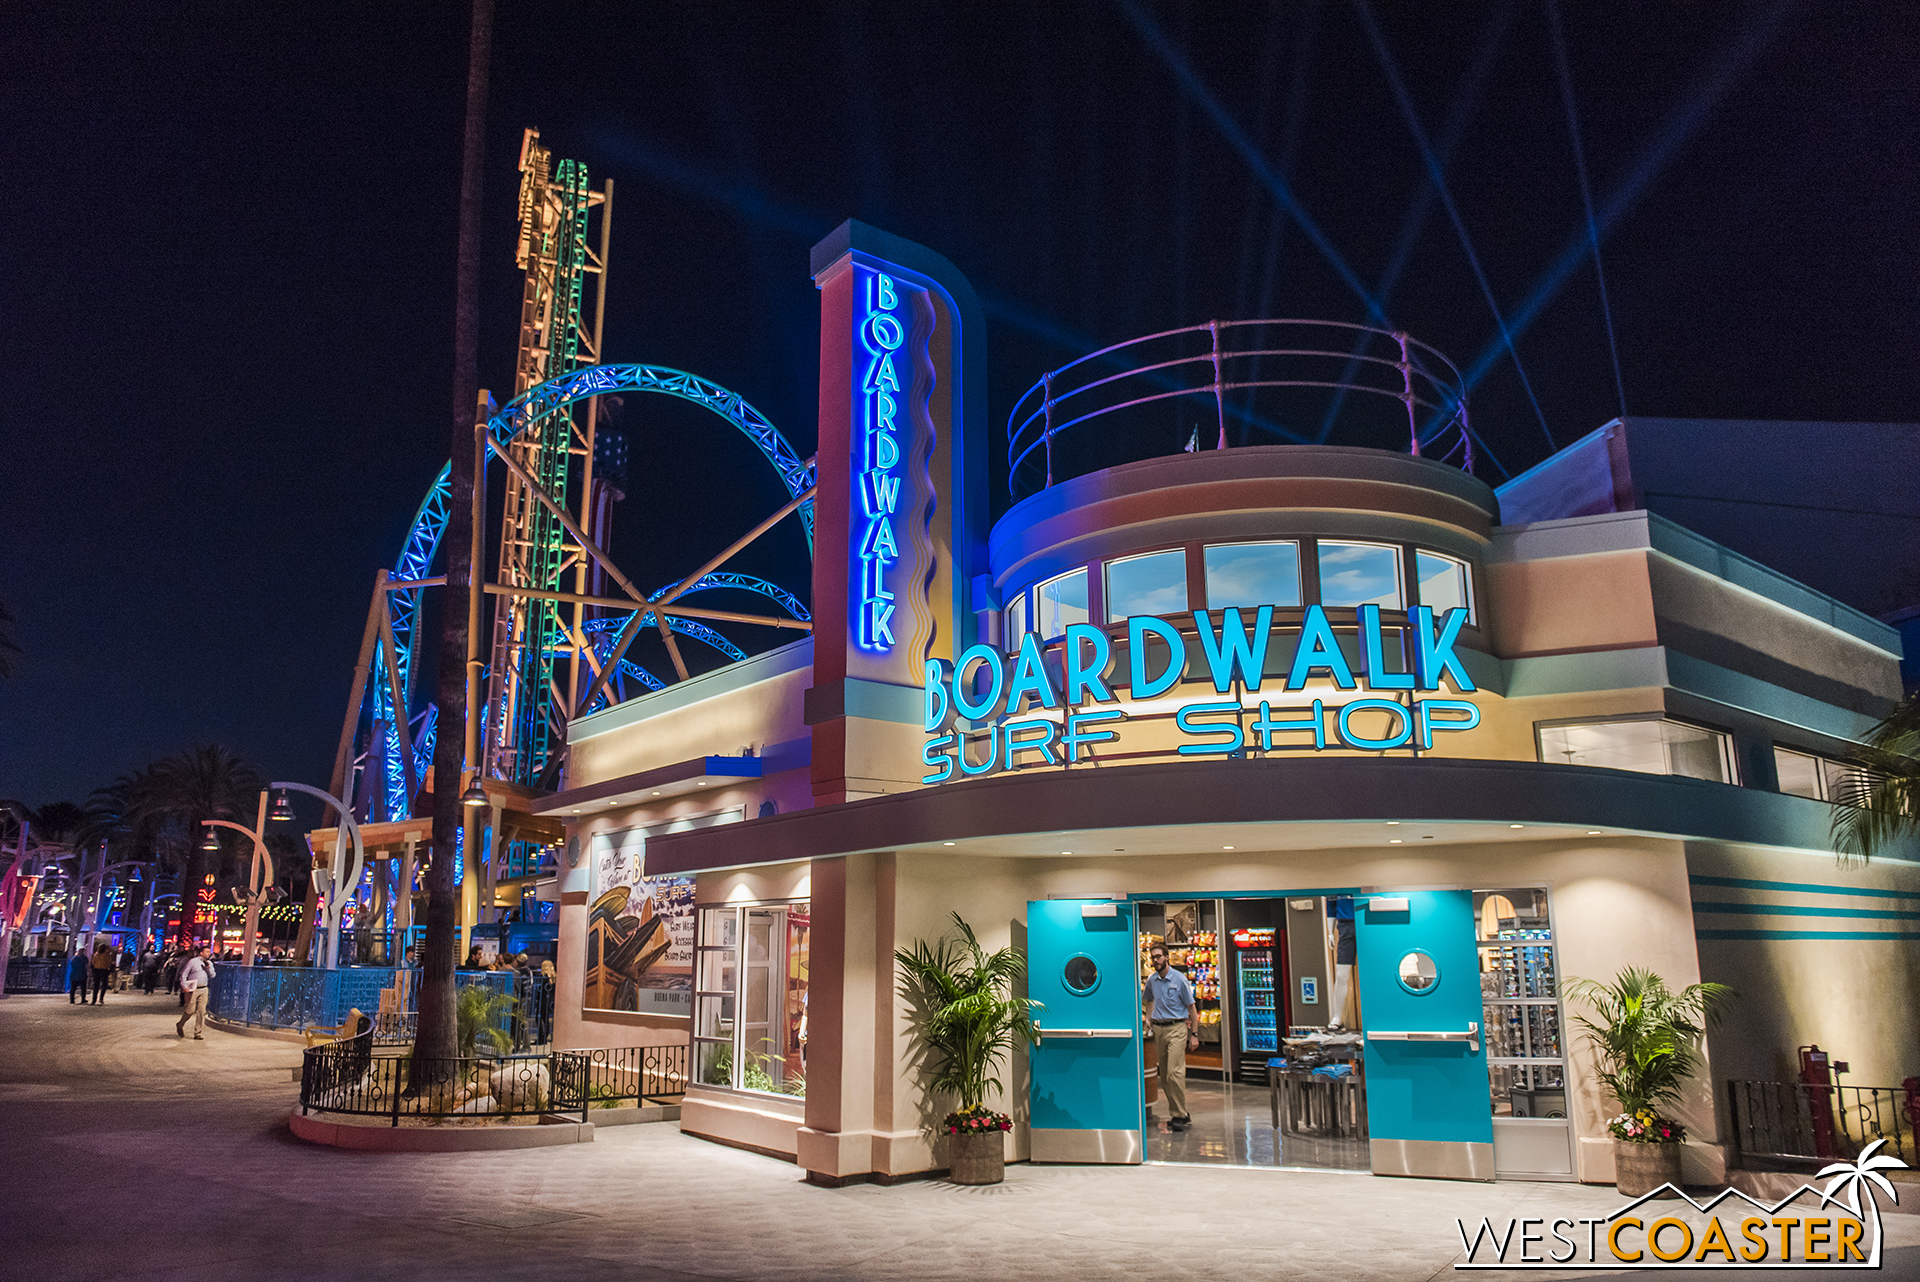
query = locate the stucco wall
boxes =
[1686,844,1920,1094]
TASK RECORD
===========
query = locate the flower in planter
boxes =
[1607,1108,1686,1144]
[942,1103,1013,1135]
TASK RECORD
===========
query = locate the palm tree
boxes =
[895,913,1043,1116]
[1565,967,1735,1118]
[1831,696,1920,866]
[414,0,494,1087]
[125,745,263,946]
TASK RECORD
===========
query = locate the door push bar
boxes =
[1036,1028,1134,1039]
[1366,1021,1481,1053]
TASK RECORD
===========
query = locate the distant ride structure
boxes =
[326,130,814,940]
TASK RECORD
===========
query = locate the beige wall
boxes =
[1686,844,1920,1090]
[1487,551,1657,658]
[568,664,810,786]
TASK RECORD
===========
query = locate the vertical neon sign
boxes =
[857,271,904,650]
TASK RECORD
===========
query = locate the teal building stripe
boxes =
[1691,901,1920,922]
[1688,874,1920,903]
[1696,929,1920,942]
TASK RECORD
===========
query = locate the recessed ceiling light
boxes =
[1421,835,1434,840]
[1509,824,1525,829]
[652,791,660,796]
[943,842,955,846]
[571,808,580,814]
[1587,830,1602,835]
[1222,845,1235,850]
[1386,821,1400,826]
[1388,839,1403,844]
[1061,851,1072,855]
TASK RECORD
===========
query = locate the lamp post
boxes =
[198,789,277,969]
[272,781,364,970]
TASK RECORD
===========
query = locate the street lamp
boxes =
[461,780,488,808]
[199,828,220,852]
[272,781,365,971]
[269,791,295,824]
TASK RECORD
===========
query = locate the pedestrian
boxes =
[175,944,215,1040]
[164,948,182,994]
[137,945,158,994]
[66,949,89,1005]
[89,941,114,1005]
[1142,942,1199,1132]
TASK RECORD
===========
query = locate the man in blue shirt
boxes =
[1143,943,1198,1130]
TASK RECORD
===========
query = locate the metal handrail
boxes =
[1007,318,1473,500]
[1729,1078,1919,1167]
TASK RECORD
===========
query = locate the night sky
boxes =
[3,2,1915,809]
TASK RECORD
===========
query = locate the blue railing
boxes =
[5,959,68,994]
[208,966,549,1043]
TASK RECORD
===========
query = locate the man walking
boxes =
[1143,942,1199,1131]
[175,944,214,1040]
[66,949,89,1005]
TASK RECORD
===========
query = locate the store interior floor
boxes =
[1145,1079,1370,1171]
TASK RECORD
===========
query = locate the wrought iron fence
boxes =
[299,1037,590,1126]
[573,1044,690,1109]
[1729,1079,1920,1167]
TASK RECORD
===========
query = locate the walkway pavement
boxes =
[3,991,1915,1281]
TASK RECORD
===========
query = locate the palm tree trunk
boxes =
[413,0,492,1084]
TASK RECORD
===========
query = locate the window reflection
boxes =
[1537,718,1735,783]
[1203,541,1301,610]
[1415,550,1472,621]
[1034,568,1089,640]
[1105,550,1187,621]
[1317,541,1402,610]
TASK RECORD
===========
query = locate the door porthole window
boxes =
[1396,949,1439,994]
[1062,953,1100,994]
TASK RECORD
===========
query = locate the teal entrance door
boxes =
[1027,899,1144,1164]
[1355,890,1494,1179]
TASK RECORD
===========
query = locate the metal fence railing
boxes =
[5,959,68,993]
[208,966,550,1044]
[574,1044,690,1108]
[299,1036,589,1126]
[1729,1079,1920,1168]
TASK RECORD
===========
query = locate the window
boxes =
[1475,888,1566,1121]
[1775,747,1873,802]
[693,902,809,1097]
[1316,541,1403,610]
[1203,541,1301,611]
[1004,593,1027,645]
[1537,718,1736,784]
[1104,549,1187,621]
[1033,567,1088,640]
[1415,550,1474,623]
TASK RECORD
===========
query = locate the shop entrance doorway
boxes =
[1136,895,1370,1171]
[1028,898,1145,1164]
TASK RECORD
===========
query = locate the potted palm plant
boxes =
[895,912,1042,1185]
[1566,967,1734,1197]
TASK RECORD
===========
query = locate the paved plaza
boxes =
[3,992,1916,1282]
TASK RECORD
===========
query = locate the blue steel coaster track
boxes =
[366,364,814,821]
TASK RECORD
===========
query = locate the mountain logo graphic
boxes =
[1454,1138,1907,1270]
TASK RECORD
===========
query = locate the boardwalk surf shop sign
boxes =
[920,603,1483,782]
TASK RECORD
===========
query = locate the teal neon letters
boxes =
[1063,623,1114,704]
[1129,614,1186,699]
[1004,632,1060,712]
[1412,606,1476,692]
[1195,606,1274,693]
[1286,605,1357,690]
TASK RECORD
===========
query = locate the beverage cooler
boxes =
[1233,928,1278,1055]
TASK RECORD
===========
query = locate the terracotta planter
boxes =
[1613,1139,1683,1198]
[948,1129,1006,1185]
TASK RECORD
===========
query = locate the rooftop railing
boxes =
[1006,318,1473,501]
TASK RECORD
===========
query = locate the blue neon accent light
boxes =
[857,271,905,651]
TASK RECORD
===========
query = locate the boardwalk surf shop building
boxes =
[536,223,1913,1188]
